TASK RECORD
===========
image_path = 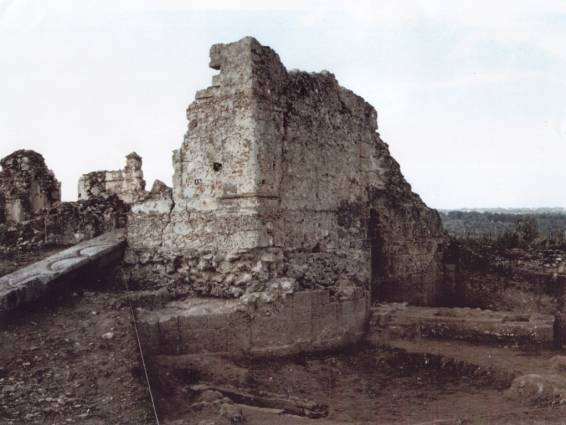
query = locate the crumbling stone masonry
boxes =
[78,152,147,203]
[0,150,129,256]
[0,150,61,224]
[126,37,446,305]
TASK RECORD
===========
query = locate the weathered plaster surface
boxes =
[126,37,446,304]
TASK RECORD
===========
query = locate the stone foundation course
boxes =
[137,289,369,357]
[368,303,555,348]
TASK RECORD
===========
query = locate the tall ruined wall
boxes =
[0,150,61,224]
[126,37,446,304]
[78,152,146,204]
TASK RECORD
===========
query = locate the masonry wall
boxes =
[126,37,446,305]
[0,195,129,256]
[78,152,146,204]
[445,241,566,315]
[0,150,61,224]
[137,289,369,357]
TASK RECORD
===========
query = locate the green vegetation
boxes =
[440,209,566,249]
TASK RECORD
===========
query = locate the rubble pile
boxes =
[0,195,129,256]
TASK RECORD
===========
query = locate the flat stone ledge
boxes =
[0,230,126,314]
[137,289,369,357]
[369,303,554,347]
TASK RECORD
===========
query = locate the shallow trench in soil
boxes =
[148,344,566,425]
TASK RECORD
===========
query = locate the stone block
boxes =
[250,313,294,352]
[292,290,313,312]
[311,289,330,307]
[312,302,338,345]
[158,316,181,355]
[336,298,368,337]
[204,310,247,330]
[137,321,160,355]
[179,326,251,355]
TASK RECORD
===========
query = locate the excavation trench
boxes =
[145,342,566,425]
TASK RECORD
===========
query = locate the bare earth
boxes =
[0,288,154,425]
[150,345,566,425]
[2,281,566,425]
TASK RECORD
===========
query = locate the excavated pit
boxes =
[146,344,566,425]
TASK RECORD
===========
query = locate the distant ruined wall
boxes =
[0,195,129,256]
[78,152,146,204]
[445,241,566,315]
[126,37,446,304]
[0,150,129,256]
[0,150,61,224]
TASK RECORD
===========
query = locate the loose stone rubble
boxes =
[0,194,129,256]
[125,37,446,305]
[0,150,61,224]
[78,152,147,203]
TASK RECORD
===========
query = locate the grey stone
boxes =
[125,37,446,305]
[0,230,125,314]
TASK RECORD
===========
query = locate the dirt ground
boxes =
[150,346,566,425]
[0,286,154,425]
[3,260,566,425]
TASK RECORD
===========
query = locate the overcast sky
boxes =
[1,0,565,208]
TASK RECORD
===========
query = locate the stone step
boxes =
[0,230,125,315]
[369,303,555,348]
[136,289,369,357]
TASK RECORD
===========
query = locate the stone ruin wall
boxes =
[78,152,147,203]
[443,241,566,315]
[0,150,61,224]
[125,37,446,305]
[0,150,130,256]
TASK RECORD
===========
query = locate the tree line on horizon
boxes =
[440,210,566,249]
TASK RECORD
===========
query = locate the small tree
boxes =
[514,216,539,246]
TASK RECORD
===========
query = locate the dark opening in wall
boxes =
[213,162,222,172]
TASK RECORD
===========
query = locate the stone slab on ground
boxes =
[0,230,125,314]
[137,289,369,357]
[369,303,554,347]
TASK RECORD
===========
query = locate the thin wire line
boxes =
[128,300,160,425]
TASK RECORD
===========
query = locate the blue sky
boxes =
[1,0,565,208]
